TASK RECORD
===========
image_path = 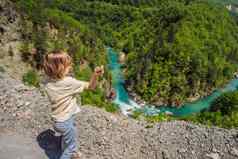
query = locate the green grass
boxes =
[22,70,40,87]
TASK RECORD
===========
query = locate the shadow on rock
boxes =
[37,129,62,159]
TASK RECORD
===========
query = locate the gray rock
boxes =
[0,73,238,159]
[206,153,220,159]
[230,148,238,157]
[162,150,170,159]
[0,0,32,79]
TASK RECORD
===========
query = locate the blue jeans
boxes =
[54,116,78,159]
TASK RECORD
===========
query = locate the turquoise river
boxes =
[107,47,238,116]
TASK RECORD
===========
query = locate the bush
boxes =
[0,66,5,73]
[210,91,238,115]
[80,88,105,107]
[22,70,40,87]
[131,109,143,119]
[181,111,238,129]
[145,113,173,123]
[74,65,93,81]
[130,91,238,128]
[80,87,119,113]
[105,103,119,113]
[131,111,174,123]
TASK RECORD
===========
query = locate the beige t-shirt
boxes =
[45,76,89,122]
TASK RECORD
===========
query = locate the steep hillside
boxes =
[0,0,116,111]
[23,0,238,106]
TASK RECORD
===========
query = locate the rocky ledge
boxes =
[0,73,238,159]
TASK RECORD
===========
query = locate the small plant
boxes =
[81,88,105,107]
[80,87,119,113]
[131,109,174,122]
[131,109,143,119]
[105,103,119,113]
[20,42,32,62]
[8,46,14,57]
[145,124,154,129]
[0,66,5,73]
[74,65,92,81]
[22,70,40,87]
[145,113,173,123]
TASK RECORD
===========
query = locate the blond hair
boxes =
[43,50,72,79]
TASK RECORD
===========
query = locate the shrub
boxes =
[0,66,5,73]
[210,91,238,115]
[131,109,143,119]
[144,113,173,123]
[80,87,119,113]
[105,103,119,113]
[22,70,40,87]
[181,111,238,129]
[74,65,93,81]
[80,88,105,107]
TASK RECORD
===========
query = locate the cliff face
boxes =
[0,0,20,49]
[0,72,238,159]
[0,0,31,79]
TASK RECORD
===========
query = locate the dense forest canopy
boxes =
[209,0,238,5]
[14,0,238,106]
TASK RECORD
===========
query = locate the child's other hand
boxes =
[94,65,104,77]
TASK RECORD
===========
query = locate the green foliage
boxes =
[211,91,238,115]
[80,87,119,113]
[181,111,238,129]
[144,113,174,123]
[22,70,40,87]
[8,46,14,57]
[74,65,93,81]
[44,8,86,31]
[130,109,143,119]
[132,91,238,128]
[0,66,5,73]
[105,103,119,113]
[16,0,238,105]
[32,27,48,68]
[80,88,105,107]
[36,0,238,105]
[125,1,238,104]
[131,109,174,122]
[132,110,238,129]
[14,0,238,118]
[15,0,114,116]
[209,0,238,5]
[175,91,238,128]
[16,0,107,69]
[16,0,46,24]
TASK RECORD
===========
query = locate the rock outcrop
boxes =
[0,73,238,159]
[0,0,31,79]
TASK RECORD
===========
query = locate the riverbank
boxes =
[108,48,238,117]
[118,51,216,109]
[127,86,216,108]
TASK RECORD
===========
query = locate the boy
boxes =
[43,50,104,159]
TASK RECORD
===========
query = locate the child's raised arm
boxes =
[88,65,104,90]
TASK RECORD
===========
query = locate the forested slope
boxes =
[13,0,238,106]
